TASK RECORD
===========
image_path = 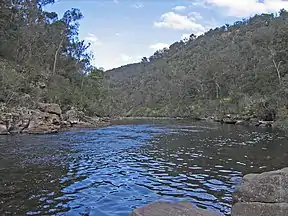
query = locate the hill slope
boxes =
[0,0,105,116]
[104,10,288,127]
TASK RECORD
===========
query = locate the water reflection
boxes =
[0,120,287,215]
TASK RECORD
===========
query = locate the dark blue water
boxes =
[0,120,287,215]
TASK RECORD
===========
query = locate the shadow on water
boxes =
[0,119,287,215]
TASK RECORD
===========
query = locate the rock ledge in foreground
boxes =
[131,201,221,216]
[232,167,288,216]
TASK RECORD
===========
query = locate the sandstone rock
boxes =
[62,107,102,127]
[0,103,62,135]
[235,120,248,126]
[0,103,110,135]
[23,110,61,134]
[223,118,237,124]
[233,167,288,203]
[258,120,273,128]
[131,201,221,216]
[232,202,288,216]
[38,103,62,116]
[63,108,82,125]
[232,167,288,216]
[249,119,261,127]
[0,123,7,134]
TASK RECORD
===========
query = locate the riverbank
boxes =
[132,167,288,216]
[116,114,287,132]
[0,103,110,135]
[1,108,286,135]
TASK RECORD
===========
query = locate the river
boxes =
[0,119,287,215]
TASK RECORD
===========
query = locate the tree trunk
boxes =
[269,46,282,85]
[215,82,220,99]
[272,59,282,85]
[52,37,64,75]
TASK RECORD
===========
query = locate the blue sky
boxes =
[45,0,288,70]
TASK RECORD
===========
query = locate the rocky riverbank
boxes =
[0,103,110,135]
[132,167,288,216]
[209,113,275,128]
[116,114,277,128]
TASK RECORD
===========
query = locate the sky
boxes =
[45,0,288,70]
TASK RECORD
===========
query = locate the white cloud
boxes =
[132,3,144,9]
[173,5,186,11]
[191,0,210,9]
[119,54,132,62]
[154,11,206,32]
[85,33,102,46]
[204,0,288,17]
[181,33,190,41]
[118,54,142,63]
[188,11,203,20]
[149,43,169,51]
[115,32,122,36]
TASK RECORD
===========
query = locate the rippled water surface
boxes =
[0,120,287,215]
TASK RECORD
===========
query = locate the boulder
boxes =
[223,118,237,124]
[131,201,222,216]
[63,108,82,125]
[233,167,288,203]
[232,167,288,216]
[0,123,7,135]
[38,103,62,116]
[235,120,248,126]
[0,103,110,135]
[232,202,288,216]
[0,103,62,135]
[22,110,61,134]
[258,121,273,128]
[62,107,102,127]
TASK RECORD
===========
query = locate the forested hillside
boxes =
[104,10,288,128]
[1,1,288,130]
[0,0,105,116]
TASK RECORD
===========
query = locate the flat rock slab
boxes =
[131,201,221,216]
[233,167,288,203]
[232,202,288,216]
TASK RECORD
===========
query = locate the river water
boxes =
[0,120,287,216]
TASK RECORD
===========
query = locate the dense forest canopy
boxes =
[103,9,288,129]
[0,0,105,115]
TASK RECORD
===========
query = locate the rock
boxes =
[0,123,7,135]
[37,81,46,89]
[62,107,105,128]
[0,103,62,135]
[232,167,288,216]
[233,167,288,203]
[23,110,61,134]
[249,118,261,127]
[232,202,288,216]
[0,103,110,135]
[38,103,62,116]
[258,121,273,128]
[223,118,237,124]
[235,120,247,125]
[226,114,232,118]
[214,118,223,123]
[240,115,253,121]
[131,201,221,216]
[63,108,82,125]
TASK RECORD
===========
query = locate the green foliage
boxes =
[103,10,288,124]
[0,0,105,116]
